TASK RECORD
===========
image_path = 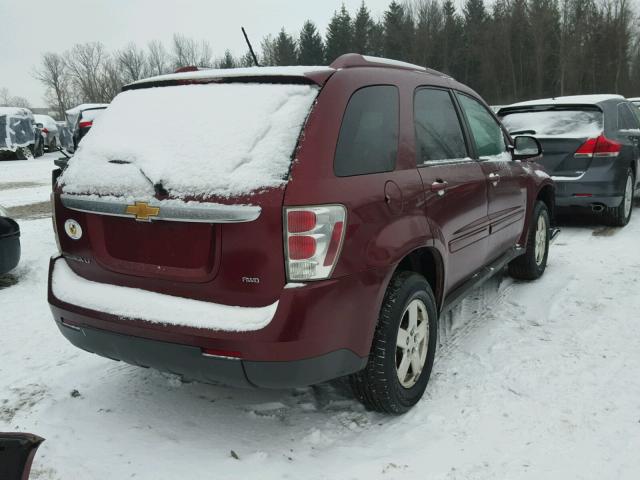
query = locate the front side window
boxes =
[334,86,399,177]
[414,88,468,164]
[457,93,508,159]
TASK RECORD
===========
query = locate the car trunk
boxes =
[533,137,592,177]
[499,105,603,177]
[53,78,323,309]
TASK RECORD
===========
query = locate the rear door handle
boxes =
[431,180,448,196]
[488,173,500,186]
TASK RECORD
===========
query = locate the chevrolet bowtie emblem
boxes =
[125,202,160,222]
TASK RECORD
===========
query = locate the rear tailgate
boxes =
[54,79,322,310]
[534,137,591,177]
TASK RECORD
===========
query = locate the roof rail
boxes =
[329,53,450,78]
[174,66,201,73]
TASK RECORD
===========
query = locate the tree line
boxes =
[33,0,640,119]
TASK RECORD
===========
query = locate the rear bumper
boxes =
[49,256,388,387]
[553,159,629,208]
[55,320,365,388]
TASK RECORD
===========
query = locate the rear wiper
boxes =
[510,129,537,135]
[108,160,169,197]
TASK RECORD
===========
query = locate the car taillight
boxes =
[42,128,49,134]
[575,134,621,158]
[79,120,93,129]
[284,205,346,281]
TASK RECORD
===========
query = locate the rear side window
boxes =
[500,107,603,138]
[414,88,468,163]
[618,103,640,130]
[334,86,399,177]
[456,93,508,159]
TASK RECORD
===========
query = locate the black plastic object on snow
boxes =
[0,216,21,275]
[0,433,45,480]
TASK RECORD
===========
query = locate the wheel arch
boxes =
[392,246,445,311]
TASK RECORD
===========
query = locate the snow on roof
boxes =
[361,55,427,71]
[130,66,334,86]
[629,97,640,102]
[65,103,108,115]
[0,107,33,117]
[61,82,319,199]
[504,94,624,109]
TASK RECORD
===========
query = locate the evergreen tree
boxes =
[383,1,414,62]
[462,0,488,88]
[441,0,463,76]
[274,28,298,65]
[218,50,236,69]
[298,20,325,65]
[369,21,385,56]
[353,2,374,55]
[325,4,353,63]
[414,0,444,68]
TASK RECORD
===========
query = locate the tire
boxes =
[349,271,438,414]
[508,200,550,280]
[15,147,33,161]
[605,168,634,227]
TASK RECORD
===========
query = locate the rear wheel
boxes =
[509,200,550,280]
[605,168,634,227]
[349,272,438,414]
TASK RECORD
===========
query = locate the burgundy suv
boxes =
[48,54,555,413]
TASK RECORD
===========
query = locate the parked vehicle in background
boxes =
[0,107,42,160]
[65,104,108,152]
[34,114,60,151]
[0,204,20,275]
[49,55,555,414]
[498,95,640,226]
[56,121,74,153]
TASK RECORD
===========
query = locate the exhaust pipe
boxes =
[591,204,605,213]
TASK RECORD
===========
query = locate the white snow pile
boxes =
[51,258,277,331]
[61,83,319,199]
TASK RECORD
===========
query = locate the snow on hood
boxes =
[60,83,319,199]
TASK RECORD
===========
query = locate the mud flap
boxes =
[0,433,44,480]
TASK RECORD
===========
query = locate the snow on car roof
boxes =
[129,66,334,86]
[0,107,33,117]
[504,94,624,109]
[629,97,640,102]
[65,103,108,115]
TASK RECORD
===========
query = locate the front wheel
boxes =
[509,200,550,280]
[349,272,438,414]
[605,168,634,227]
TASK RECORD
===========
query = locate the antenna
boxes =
[241,27,260,67]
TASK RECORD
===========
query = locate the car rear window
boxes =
[61,83,319,199]
[334,85,399,177]
[500,107,603,138]
[80,109,105,122]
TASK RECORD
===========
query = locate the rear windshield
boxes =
[61,83,319,199]
[500,107,603,138]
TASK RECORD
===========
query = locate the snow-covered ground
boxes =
[1,154,640,479]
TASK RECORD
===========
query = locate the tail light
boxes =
[575,134,621,158]
[42,128,49,134]
[284,205,346,281]
[78,120,93,129]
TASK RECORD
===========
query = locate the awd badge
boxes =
[64,219,83,240]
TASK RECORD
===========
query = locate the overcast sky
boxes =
[0,0,397,106]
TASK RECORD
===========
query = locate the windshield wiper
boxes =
[108,160,169,197]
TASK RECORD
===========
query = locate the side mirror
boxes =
[512,135,542,160]
[35,123,44,129]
